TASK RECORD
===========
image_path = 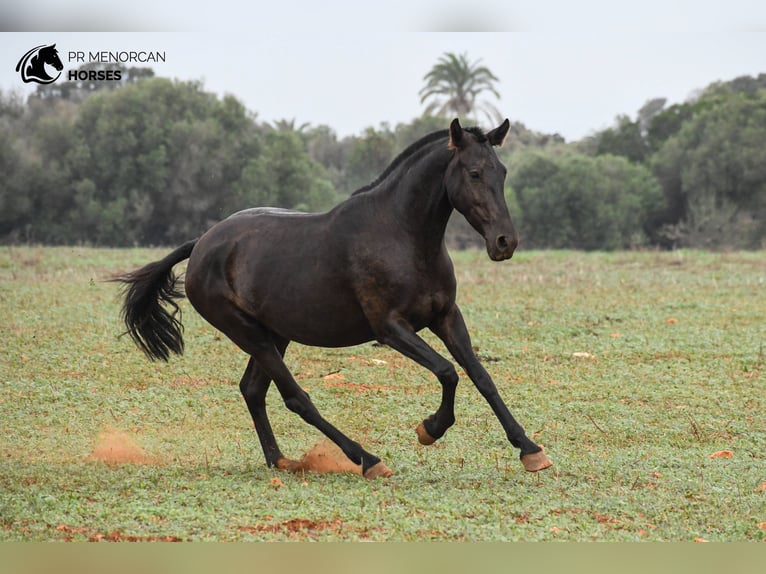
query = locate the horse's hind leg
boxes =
[231,317,392,478]
[259,347,391,478]
[239,340,295,469]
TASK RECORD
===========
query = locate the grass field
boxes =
[0,246,764,541]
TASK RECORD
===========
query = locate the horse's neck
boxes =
[386,145,453,243]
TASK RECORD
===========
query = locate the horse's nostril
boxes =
[496,234,518,253]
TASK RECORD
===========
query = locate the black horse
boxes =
[16,44,63,84]
[117,119,552,478]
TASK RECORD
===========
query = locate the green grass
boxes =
[0,246,764,541]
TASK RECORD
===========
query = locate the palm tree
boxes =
[419,52,503,124]
[271,118,311,133]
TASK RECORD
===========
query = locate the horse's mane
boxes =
[351,126,487,196]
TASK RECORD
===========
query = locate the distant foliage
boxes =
[584,74,766,249]
[1,68,764,250]
[234,129,338,213]
[508,151,662,250]
[0,75,335,245]
[651,90,766,249]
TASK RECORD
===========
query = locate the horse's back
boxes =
[187,206,340,294]
[228,207,316,219]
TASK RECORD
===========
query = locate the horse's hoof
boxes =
[521,449,553,472]
[416,421,436,445]
[275,457,301,471]
[363,461,393,479]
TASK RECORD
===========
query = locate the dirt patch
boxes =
[238,517,343,535]
[236,516,379,540]
[56,524,181,542]
[285,439,362,475]
[89,426,156,466]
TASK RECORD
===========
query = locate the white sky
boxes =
[2,1,765,141]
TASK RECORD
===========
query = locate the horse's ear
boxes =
[448,118,464,150]
[488,119,511,147]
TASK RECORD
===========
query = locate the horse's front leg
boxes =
[430,304,553,472]
[374,315,460,444]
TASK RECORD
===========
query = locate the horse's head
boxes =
[444,118,517,261]
[39,44,64,71]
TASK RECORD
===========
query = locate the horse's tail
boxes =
[113,239,198,361]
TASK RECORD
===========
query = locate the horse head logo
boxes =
[15,44,64,84]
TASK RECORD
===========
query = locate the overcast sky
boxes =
[2,1,765,141]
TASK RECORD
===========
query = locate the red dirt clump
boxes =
[282,440,362,475]
[89,426,156,466]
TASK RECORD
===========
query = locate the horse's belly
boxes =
[254,288,376,348]
[276,319,376,348]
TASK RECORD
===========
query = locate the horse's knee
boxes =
[284,391,314,418]
[436,362,459,388]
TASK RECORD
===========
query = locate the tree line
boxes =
[1,64,764,250]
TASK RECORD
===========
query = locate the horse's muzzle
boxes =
[486,233,518,261]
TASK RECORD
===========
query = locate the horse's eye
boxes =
[469,170,481,181]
